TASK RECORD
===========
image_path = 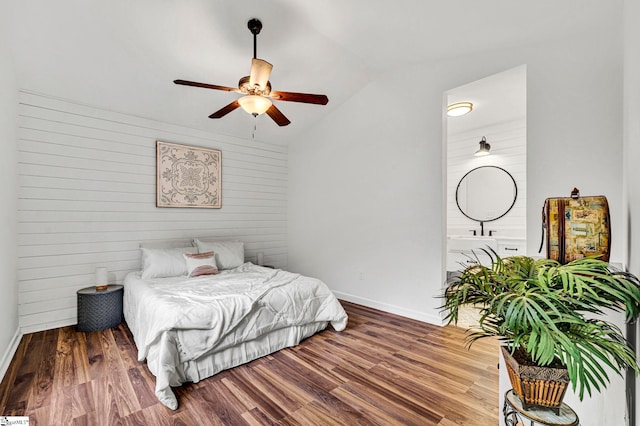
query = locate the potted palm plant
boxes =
[442,253,640,413]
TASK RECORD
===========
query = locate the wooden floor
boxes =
[0,301,499,425]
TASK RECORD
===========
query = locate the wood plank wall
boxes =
[17,91,288,334]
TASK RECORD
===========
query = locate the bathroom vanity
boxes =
[446,236,526,271]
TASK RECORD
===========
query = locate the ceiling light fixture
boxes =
[238,95,273,116]
[475,136,491,156]
[447,101,473,117]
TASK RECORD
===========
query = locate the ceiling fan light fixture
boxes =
[475,137,491,156]
[249,58,273,92]
[238,95,272,116]
[447,101,473,117]
[173,18,327,127]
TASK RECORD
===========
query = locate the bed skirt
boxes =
[145,321,328,409]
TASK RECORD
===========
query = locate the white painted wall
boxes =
[0,4,20,379]
[524,17,625,426]
[623,0,640,423]
[289,73,444,323]
[16,92,288,334]
[288,21,624,426]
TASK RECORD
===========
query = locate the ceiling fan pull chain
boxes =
[252,117,257,140]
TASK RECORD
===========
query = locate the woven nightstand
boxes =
[77,285,124,332]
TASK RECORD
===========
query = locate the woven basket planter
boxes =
[501,347,570,415]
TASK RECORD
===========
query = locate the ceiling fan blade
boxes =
[174,79,239,92]
[269,91,328,105]
[266,104,291,126]
[209,100,241,119]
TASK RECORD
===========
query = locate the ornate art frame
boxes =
[156,141,222,208]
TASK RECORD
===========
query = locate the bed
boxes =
[123,243,348,410]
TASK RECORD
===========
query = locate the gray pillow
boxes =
[193,239,244,270]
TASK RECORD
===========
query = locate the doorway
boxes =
[444,65,527,328]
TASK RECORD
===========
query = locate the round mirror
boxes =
[455,166,517,223]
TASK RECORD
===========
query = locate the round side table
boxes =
[76,285,124,332]
[503,389,579,426]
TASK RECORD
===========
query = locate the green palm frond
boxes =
[441,254,640,401]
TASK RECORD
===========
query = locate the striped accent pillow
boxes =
[184,252,219,277]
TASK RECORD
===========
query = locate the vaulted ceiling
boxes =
[6,0,619,144]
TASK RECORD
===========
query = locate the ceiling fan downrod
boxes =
[247,18,262,59]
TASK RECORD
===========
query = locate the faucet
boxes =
[470,222,486,236]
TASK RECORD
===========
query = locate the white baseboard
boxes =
[332,291,444,326]
[20,318,76,335]
[0,328,23,382]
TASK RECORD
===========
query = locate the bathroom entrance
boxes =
[444,65,527,328]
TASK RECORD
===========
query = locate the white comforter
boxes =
[123,263,348,409]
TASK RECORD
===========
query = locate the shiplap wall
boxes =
[17,91,288,333]
[447,119,527,238]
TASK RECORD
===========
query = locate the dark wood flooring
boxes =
[0,301,499,425]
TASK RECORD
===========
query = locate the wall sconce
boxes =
[475,136,491,156]
[95,267,109,291]
[447,101,473,117]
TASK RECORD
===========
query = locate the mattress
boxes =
[123,263,348,409]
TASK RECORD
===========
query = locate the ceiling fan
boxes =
[174,18,328,127]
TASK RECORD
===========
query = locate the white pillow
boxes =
[184,252,219,277]
[193,239,244,270]
[140,246,197,279]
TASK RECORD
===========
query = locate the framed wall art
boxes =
[156,141,222,208]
